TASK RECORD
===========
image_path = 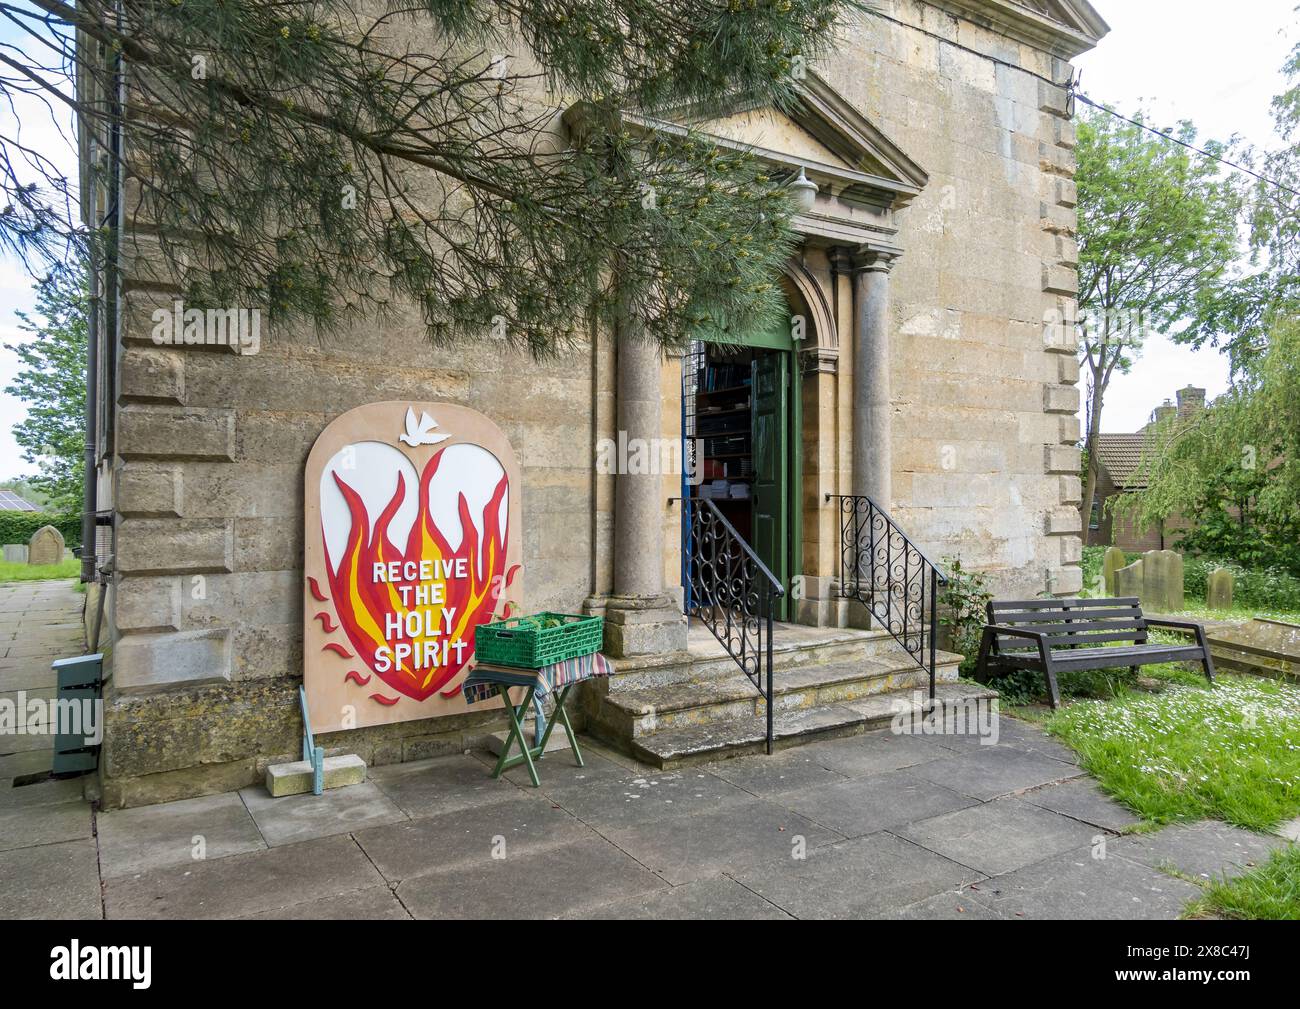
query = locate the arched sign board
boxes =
[303,402,523,733]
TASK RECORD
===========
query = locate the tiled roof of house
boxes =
[1094,433,1152,489]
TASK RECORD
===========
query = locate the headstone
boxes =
[1114,559,1143,599]
[27,525,65,566]
[2,544,28,563]
[1207,568,1234,611]
[1164,550,1184,611]
[1206,618,1300,681]
[1102,546,1127,596]
[1139,549,1184,612]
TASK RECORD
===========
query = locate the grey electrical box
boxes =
[51,653,103,776]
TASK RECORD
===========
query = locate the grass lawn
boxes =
[1172,602,1300,625]
[0,557,80,583]
[1184,845,1300,920]
[1044,669,1300,833]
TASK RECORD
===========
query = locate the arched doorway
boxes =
[681,300,802,620]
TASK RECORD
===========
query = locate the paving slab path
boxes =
[0,581,1293,919]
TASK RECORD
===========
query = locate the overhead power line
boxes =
[1071,88,1300,199]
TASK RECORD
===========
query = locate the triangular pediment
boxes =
[632,71,929,207]
[932,0,1108,57]
[1020,0,1109,39]
[692,106,859,174]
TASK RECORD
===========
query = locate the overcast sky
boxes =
[0,3,1296,480]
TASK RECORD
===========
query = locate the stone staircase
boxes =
[583,621,983,767]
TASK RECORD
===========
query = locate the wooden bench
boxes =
[975,597,1215,708]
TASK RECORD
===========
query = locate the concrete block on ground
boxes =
[265,753,367,797]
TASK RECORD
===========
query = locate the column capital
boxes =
[828,246,856,276]
[853,247,901,274]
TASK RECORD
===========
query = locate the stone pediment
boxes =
[564,71,928,251]
[652,71,929,210]
[932,0,1109,58]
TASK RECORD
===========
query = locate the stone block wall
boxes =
[101,286,607,804]
[95,0,1092,804]
[824,0,1085,598]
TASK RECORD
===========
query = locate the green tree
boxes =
[5,0,866,355]
[4,266,88,512]
[1075,106,1243,528]
[1125,318,1300,574]
[1124,36,1300,573]
[1182,32,1300,372]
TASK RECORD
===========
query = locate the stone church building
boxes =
[82,1,1107,805]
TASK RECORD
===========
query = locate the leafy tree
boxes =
[4,265,87,512]
[1075,106,1243,528]
[3,0,864,355]
[1179,37,1300,373]
[1123,38,1300,574]
[1124,317,1300,575]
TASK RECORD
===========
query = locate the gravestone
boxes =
[1206,619,1300,682]
[1102,546,1127,596]
[2,544,27,563]
[28,525,65,566]
[1206,568,1233,611]
[1162,550,1184,611]
[1114,559,1143,599]
[1140,549,1184,612]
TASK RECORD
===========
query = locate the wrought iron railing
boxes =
[677,497,784,754]
[826,494,948,700]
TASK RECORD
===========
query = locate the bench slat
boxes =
[992,608,1145,624]
[990,597,1140,611]
[1051,645,1203,669]
[993,644,1203,670]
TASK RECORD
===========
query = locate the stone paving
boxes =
[0,579,1294,920]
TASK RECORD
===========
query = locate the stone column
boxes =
[852,249,896,506]
[603,321,688,658]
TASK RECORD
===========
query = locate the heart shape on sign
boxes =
[319,440,513,702]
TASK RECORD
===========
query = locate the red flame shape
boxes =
[324,447,510,703]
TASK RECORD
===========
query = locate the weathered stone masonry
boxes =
[87,0,1103,806]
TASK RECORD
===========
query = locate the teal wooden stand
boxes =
[491,682,583,787]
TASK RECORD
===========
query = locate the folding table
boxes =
[461,652,612,787]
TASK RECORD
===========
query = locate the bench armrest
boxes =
[984,624,1049,642]
[1144,618,1203,634]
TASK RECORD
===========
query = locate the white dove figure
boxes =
[399,407,451,447]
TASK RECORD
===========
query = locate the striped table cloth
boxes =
[461,651,613,706]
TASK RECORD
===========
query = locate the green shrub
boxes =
[1183,556,1300,611]
[938,557,992,675]
[1081,545,1106,596]
[0,511,81,549]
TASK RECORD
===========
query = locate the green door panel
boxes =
[752,352,789,621]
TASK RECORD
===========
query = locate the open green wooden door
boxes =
[752,352,789,621]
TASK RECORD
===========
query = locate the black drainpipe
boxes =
[83,15,125,653]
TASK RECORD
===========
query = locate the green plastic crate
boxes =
[474,612,604,669]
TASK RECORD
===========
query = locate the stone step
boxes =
[608,626,909,691]
[592,651,963,739]
[627,683,998,768]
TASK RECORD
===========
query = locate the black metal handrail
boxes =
[675,497,784,754]
[826,494,948,700]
